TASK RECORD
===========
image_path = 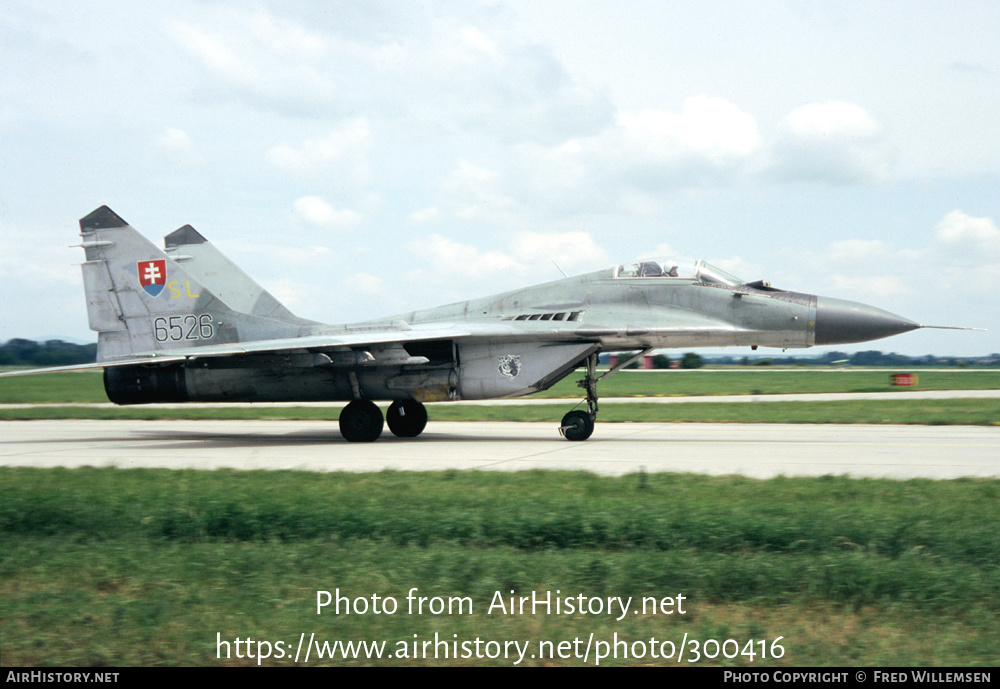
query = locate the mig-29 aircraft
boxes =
[7,206,951,441]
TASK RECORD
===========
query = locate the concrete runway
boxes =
[1,419,997,479]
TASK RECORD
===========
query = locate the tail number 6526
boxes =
[153,314,214,342]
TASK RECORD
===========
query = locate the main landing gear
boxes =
[338,399,428,442]
[386,399,428,438]
[559,349,653,442]
[339,399,384,442]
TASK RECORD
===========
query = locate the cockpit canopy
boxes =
[614,258,744,286]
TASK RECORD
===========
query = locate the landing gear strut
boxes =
[386,400,428,438]
[559,348,653,441]
[339,399,384,442]
[560,353,598,441]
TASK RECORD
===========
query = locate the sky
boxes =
[1,0,998,357]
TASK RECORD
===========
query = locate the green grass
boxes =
[1,398,998,426]
[1,369,998,426]
[537,368,1000,398]
[0,370,112,403]
[3,371,998,664]
[2,368,999,404]
[1,468,997,666]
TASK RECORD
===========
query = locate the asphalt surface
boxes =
[1,419,997,479]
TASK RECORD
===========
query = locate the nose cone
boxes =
[814,297,920,345]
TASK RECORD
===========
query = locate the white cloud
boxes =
[929,211,1000,307]
[784,102,880,139]
[154,127,200,163]
[829,274,909,297]
[170,22,247,82]
[399,229,613,309]
[934,210,1000,249]
[406,19,613,143]
[411,97,764,225]
[167,5,611,140]
[340,272,408,317]
[618,97,761,166]
[543,97,763,193]
[824,239,891,262]
[229,243,335,268]
[292,197,362,229]
[168,9,337,112]
[510,231,610,270]
[458,26,499,57]
[773,211,1000,318]
[771,102,893,184]
[778,237,918,301]
[410,162,519,226]
[408,234,522,279]
[346,272,386,294]
[268,119,371,177]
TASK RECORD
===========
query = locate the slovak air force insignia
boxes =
[137,259,167,297]
[498,354,521,379]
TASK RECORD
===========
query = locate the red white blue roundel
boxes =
[137,259,167,297]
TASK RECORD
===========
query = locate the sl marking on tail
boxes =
[137,259,167,297]
[166,281,201,299]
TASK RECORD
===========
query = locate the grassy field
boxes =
[2,468,998,666]
[1,368,998,425]
[3,368,1000,404]
[3,369,997,666]
[538,368,1000,398]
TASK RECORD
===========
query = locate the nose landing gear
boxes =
[560,353,599,441]
[559,348,653,441]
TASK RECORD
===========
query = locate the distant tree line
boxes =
[602,352,706,369]
[604,349,998,369]
[0,339,97,367]
[711,350,1000,368]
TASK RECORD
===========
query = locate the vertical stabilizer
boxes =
[78,206,311,362]
[163,225,314,325]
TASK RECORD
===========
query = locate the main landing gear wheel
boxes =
[386,400,428,438]
[560,410,594,441]
[339,399,384,442]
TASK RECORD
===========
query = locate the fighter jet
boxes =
[7,206,950,441]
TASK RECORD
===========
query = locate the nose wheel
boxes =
[560,409,594,441]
